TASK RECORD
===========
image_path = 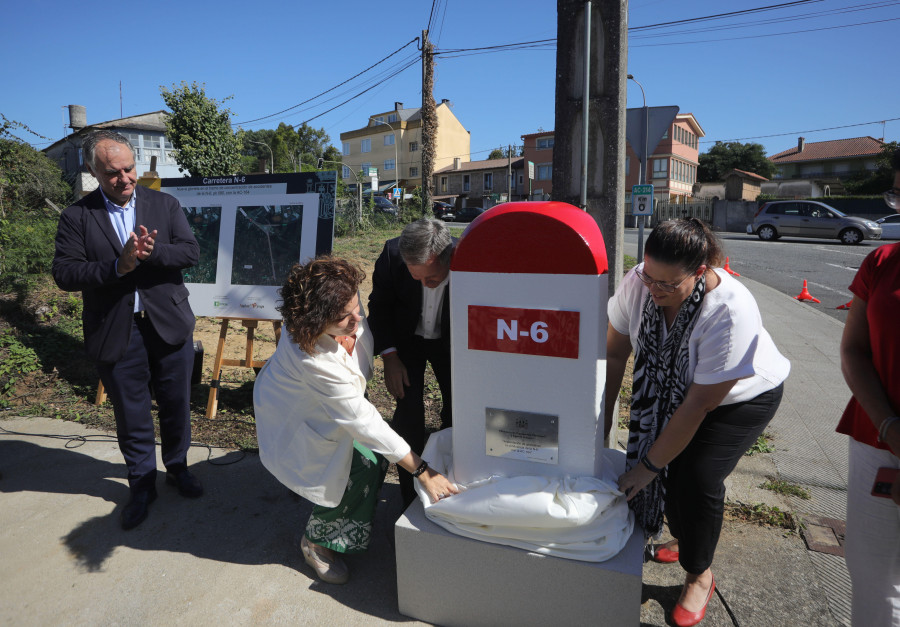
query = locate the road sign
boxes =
[632,184,654,216]
[393,187,402,198]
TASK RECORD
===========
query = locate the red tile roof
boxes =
[434,157,523,174]
[728,168,768,182]
[770,136,884,163]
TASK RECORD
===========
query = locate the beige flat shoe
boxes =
[301,536,349,584]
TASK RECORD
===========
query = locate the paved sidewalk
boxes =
[0,272,853,626]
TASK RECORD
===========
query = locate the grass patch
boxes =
[725,501,800,532]
[760,478,811,500]
[746,432,775,456]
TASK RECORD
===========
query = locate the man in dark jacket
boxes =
[53,130,202,530]
[368,218,456,506]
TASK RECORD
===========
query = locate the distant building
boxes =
[519,110,705,204]
[768,136,885,195]
[724,168,768,201]
[433,157,524,208]
[339,100,470,192]
[43,105,183,197]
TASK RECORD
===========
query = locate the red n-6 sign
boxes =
[467,305,580,359]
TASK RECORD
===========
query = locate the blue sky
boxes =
[3,0,898,160]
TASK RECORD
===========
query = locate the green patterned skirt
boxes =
[304,441,390,554]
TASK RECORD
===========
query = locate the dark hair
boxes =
[399,218,452,266]
[277,256,364,354]
[644,218,724,272]
[82,130,134,171]
[891,147,900,173]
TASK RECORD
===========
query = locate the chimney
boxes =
[453,158,461,170]
[441,99,450,106]
[395,102,403,111]
[798,137,805,153]
[68,104,87,132]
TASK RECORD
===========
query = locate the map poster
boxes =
[160,172,337,319]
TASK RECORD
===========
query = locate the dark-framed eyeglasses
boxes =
[884,188,900,210]
[633,267,696,293]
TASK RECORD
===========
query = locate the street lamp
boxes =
[369,117,399,194]
[249,140,275,174]
[627,74,649,261]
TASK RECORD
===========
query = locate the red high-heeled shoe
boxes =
[671,575,715,627]
[651,545,679,563]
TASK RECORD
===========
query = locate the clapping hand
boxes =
[119,225,157,273]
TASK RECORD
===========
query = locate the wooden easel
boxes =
[94,317,282,418]
[205,317,282,419]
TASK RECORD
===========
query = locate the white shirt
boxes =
[101,187,141,313]
[607,264,790,405]
[415,276,448,339]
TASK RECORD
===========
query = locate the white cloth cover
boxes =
[414,429,635,562]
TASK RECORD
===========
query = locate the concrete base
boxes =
[395,499,644,627]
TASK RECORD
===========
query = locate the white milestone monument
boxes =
[395,202,643,627]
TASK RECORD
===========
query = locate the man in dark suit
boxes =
[52,130,202,530]
[368,218,456,506]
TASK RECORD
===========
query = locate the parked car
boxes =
[747,200,882,244]
[433,201,454,219]
[368,195,399,217]
[453,207,485,223]
[876,213,900,240]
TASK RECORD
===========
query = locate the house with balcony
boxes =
[433,157,524,208]
[43,106,183,197]
[767,136,884,196]
[339,100,470,193]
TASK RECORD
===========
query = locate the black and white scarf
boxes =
[625,272,707,536]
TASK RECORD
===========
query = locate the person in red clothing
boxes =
[839,147,900,625]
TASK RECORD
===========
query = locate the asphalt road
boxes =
[625,229,896,323]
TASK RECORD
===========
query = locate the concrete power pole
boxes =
[552,0,627,297]
[421,29,436,216]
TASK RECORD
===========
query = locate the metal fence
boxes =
[651,198,715,226]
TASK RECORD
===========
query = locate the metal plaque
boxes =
[484,408,559,464]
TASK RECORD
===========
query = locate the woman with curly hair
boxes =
[253,256,457,585]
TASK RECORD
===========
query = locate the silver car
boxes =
[747,200,882,245]
[876,214,900,240]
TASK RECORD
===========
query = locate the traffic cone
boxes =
[723,257,741,276]
[794,280,821,303]
[837,300,852,310]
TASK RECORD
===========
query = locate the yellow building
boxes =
[339,100,470,192]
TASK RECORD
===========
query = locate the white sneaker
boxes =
[301,536,349,584]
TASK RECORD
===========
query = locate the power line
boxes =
[700,117,900,144]
[629,0,825,31]
[233,39,419,126]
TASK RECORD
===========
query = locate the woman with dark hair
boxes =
[606,218,790,626]
[253,256,457,585]
[839,147,900,625]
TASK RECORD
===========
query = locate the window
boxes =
[441,176,448,192]
[144,134,161,162]
[409,167,418,177]
[537,137,554,150]
[373,116,384,124]
[484,173,493,190]
[361,138,371,153]
[653,158,667,178]
[409,141,418,152]
[537,164,552,180]
[342,141,350,156]
[388,113,398,123]
[362,162,372,176]
[124,133,142,161]
[384,134,395,146]
[163,137,174,163]
[342,165,351,179]
[463,174,470,191]
[384,159,395,171]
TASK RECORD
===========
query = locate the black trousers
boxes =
[664,383,784,574]
[96,317,194,492]
[393,335,452,506]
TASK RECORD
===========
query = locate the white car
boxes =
[876,214,900,240]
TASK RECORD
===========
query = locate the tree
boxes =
[159,82,243,177]
[0,115,71,218]
[697,141,777,182]
[844,141,900,195]
[240,123,339,173]
[488,145,522,160]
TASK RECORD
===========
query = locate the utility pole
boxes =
[421,30,436,216]
[508,144,513,201]
[553,0,627,296]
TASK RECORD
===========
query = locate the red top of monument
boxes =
[451,201,609,275]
